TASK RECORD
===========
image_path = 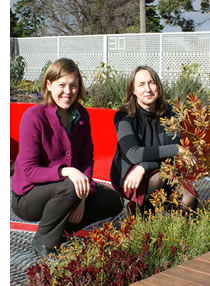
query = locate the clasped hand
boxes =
[178,145,197,167]
[59,167,90,199]
[124,165,145,194]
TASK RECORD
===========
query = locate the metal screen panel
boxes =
[12,32,210,88]
[162,32,210,86]
[59,35,104,85]
[17,37,59,81]
[107,34,160,74]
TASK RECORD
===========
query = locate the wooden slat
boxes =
[131,273,199,286]
[130,281,154,286]
[130,252,210,286]
[179,258,210,274]
[196,252,210,262]
[163,264,210,285]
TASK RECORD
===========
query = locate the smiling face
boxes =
[46,73,79,114]
[133,69,159,112]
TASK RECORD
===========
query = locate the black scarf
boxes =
[136,104,161,146]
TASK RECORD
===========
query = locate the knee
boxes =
[56,179,78,201]
[149,171,165,189]
[180,189,198,210]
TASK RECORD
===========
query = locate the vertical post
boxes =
[159,33,162,80]
[140,0,146,33]
[57,37,60,59]
[103,35,108,65]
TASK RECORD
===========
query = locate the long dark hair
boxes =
[40,58,85,109]
[121,66,167,117]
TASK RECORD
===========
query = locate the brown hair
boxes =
[40,58,85,108]
[121,66,167,117]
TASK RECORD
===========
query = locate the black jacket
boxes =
[110,104,181,191]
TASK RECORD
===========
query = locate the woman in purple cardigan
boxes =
[11,58,123,259]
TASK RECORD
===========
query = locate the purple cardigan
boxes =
[11,103,96,195]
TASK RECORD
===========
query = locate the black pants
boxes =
[12,178,123,249]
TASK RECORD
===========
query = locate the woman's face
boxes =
[133,69,159,112]
[47,73,79,113]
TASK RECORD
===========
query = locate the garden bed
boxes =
[25,199,209,285]
[130,251,210,286]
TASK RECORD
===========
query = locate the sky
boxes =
[10,0,210,33]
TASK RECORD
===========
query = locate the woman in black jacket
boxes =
[110,66,197,213]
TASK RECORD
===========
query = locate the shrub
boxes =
[32,60,52,94]
[10,60,52,102]
[10,60,209,109]
[162,63,209,106]
[85,62,128,109]
[10,56,26,90]
[160,93,209,197]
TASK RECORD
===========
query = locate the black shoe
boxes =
[32,238,57,260]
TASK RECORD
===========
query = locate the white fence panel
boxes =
[10,32,210,88]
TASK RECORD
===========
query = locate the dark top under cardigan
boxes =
[110,104,181,191]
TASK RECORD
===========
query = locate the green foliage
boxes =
[10,59,209,108]
[10,56,26,90]
[10,9,23,37]
[146,1,164,32]
[33,60,52,94]
[11,0,163,36]
[13,80,34,95]
[158,0,195,31]
[162,63,209,105]
[201,0,210,13]
[85,63,128,109]
[130,206,209,269]
[12,0,46,37]
[125,0,164,33]
[10,59,52,102]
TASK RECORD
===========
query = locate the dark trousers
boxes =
[12,178,123,248]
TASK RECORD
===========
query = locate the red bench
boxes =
[10,102,210,182]
[10,102,117,182]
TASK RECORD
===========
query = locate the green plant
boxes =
[33,60,52,94]
[12,80,34,95]
[86,62,128,109]
[10,55,26,90]
[162,63,209,106]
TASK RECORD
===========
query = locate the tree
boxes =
[39,0,140,35]
[10,9,23,37]
[11,0,164,36]
[146,0,164,32]
[39,0,163,35]
[158,0,210,32]
[201,0,210,13]
[140,0,146,33]
[12,0,46,37]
